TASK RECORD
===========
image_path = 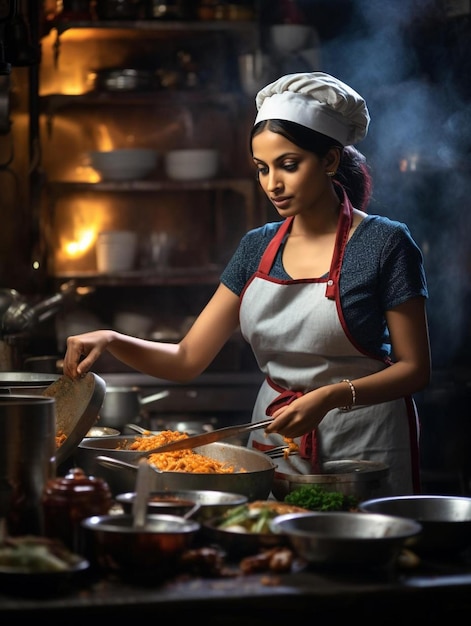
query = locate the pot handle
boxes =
[96,455,139,471]
[96,455,164,475]
[140,390,170,405]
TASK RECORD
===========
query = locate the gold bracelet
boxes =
[339,379,356,412]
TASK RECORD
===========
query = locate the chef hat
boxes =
[255,72,370,146]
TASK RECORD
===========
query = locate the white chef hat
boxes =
[255,72,370,146]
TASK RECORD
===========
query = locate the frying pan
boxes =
[75,438,275,500]
[42,372,106,467]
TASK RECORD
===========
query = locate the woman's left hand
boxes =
[264,389,329,438]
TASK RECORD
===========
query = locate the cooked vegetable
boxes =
[0,536,82,572]
[284,485,358,511]
[216,501,309,534]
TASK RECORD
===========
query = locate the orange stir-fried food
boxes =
[283,437,299,459]
[128,430,245,474]
[56,430,67,448]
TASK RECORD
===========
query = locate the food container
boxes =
[270,511,422,569]
[164,149,219,181]
[0,395,56,536]
[42,468,113,552]
[116,489,247,521]
[269,24,313,54]
[81,514,200,581]
[75,437,275,500]
[272,460,389,502]
[359,495,471,555]
[89,149,159,181]
[96,230,138,273]
[202,500,309,558]
[85,426,121,438]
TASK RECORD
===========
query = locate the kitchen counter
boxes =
[2,550,471,622]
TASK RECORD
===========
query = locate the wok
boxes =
[75,436,275,501]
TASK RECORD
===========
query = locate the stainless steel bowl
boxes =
[81,513,200,581]
[116,489,247,521]
[85,426,120,438]
[359,495,471,555]
[270,511,422,569]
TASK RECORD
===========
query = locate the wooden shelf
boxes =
[53,265,222,287]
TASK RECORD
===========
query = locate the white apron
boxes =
[239,194,420,496]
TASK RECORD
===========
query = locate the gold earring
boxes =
[326,171,336,177]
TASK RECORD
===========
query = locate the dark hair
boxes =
[250,119,373,211]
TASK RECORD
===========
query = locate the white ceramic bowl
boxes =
[270,24,312,54]
[89,149,158,181]
[164,149,219,181]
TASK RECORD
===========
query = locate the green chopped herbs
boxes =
[284,485,358,511]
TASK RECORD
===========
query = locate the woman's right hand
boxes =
[63,329,116,379]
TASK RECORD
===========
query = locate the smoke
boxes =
[316,0,471,369]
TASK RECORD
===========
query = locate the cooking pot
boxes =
[0,371,60,394]
[272,460,390,503]
[98,387,170,428]
[0,395,56,536]
[75,437,275,500]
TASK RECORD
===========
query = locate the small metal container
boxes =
[81,514,200,581]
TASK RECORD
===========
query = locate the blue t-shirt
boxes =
[221,215,428,360]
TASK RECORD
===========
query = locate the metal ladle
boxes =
[125,456,200,525]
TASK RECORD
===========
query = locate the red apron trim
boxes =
[265,377,320,472]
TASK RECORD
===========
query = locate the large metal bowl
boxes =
[116,489,248,522]
[270,511,422,569]
[81,514,200,581]
[359,495,471,555]
[272,460,389,502]
[75,436,275,501]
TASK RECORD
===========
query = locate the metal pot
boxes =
[74,436,275,500]
[98,387,170,428]
[0,395,56,535]
[272,460,390,502]
[0,371,60,393]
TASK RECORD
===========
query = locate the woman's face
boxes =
[252,129,333,218]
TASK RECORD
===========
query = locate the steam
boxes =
[316,0,471,369]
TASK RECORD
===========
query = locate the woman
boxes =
[63,72,431,495]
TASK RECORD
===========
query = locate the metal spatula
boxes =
[133,418,273,458]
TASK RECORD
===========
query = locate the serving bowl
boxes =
[202,500,309,558]
[85,426,120,438]
[116,489,248,521]
[269,24,312,54]
[164,149,219,181]
[359,495,471,555]
[272,459,389,502]
[89,148,158,181]
[81,513,200,580]
[270,511,422,569]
